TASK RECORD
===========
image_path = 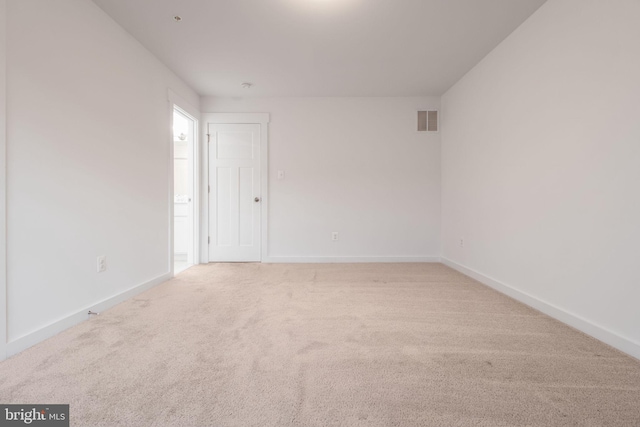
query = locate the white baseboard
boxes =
[5,272,172,358]
[441,257,640,361]
[262,256,441,263]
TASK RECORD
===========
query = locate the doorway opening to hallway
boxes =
[173,107,196,273]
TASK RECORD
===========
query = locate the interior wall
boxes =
[441,0,640,358]
[5,0,199,349]
[201,97,441,261]
[0,0,7,358]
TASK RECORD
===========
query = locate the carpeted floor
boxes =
[0,263,639,426]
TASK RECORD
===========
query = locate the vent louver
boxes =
[417,110,438,132]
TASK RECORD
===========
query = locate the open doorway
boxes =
[173,107,196,273]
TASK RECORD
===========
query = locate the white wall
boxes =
[0,0,7,358]
[5,0,199,354]
[202,97,441,261]
[441,0,640,358]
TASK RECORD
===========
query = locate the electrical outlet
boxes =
[97,255,106,273]
[460,238,464,248]
[332,232,339,241]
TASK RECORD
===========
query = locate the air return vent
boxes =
[417,110,438,132]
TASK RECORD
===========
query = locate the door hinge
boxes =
[208,185,210,193]
[208,236,210,244]
[207,134,210,143]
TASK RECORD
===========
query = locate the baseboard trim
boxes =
[6,272,172,358]
[263,256,441,263]
[441,257,640,360]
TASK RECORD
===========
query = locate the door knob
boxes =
[254,197,260,202]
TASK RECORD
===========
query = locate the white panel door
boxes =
[208,123,261,262]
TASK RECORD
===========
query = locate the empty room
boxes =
[1,0,639,425]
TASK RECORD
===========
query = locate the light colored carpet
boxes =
[0,263,639,426]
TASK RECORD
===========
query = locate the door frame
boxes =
[201,113,270,263]
[168,90,200,276]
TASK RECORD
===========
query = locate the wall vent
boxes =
[417,110,438,132]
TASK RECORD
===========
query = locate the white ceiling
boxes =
[92,0,546,97]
